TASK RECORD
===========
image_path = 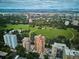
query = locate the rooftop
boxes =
[52,43,68,49]
[0,51,8,56]
[64,49,79,56]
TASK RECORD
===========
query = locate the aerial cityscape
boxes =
[0,0,79,59]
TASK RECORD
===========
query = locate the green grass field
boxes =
[6,24,77,39]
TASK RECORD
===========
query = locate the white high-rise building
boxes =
[3,34,18,49]
[52,43,79,59]
[52,43,68,59]
[63,49,79,59]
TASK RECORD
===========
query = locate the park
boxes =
[5,24,77,40]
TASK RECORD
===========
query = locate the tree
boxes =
[44,54,49,59]
[49,36,71,48]
[0,18,9,42]
[0,30,4,42]
[71,33,79,50]
[15,45,26,57]
[30,32,37,44]
[0,18,8,26]
[0,45,11,52]
[26,52,39,59]
[6,52,16,59]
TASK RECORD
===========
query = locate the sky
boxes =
[0,0,79,10]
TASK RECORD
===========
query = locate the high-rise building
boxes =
[22,37,30,51]
[52,43,68,59]
[29,18,32,23]
[34,34,45,54]
[63,49,79,59]
[3,34,18,49]
[28,13,32,23]
[52,43,79,59]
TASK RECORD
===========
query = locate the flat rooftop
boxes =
[64,49,79,56]
[0,51,8,56]
[52,43,68,49]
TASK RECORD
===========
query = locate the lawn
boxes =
[6,24,77,39]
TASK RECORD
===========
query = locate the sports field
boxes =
[6,24,77,39]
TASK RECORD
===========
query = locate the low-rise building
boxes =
[71,20,79,26]
[0,51,8,59]
[65,21,70,26]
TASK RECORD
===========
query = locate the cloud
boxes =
[0,0,79,9]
